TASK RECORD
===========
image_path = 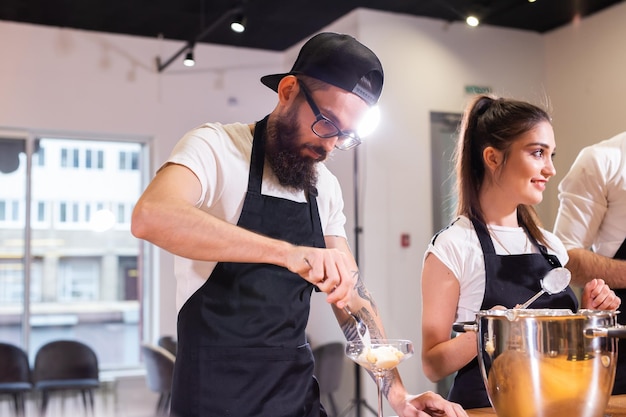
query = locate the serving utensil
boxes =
[518,267,571,309]
[344,306,371,346]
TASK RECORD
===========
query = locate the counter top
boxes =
[466,394,626,417]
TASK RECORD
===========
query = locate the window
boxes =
[60,147,81,168]
[0,134,150,370]
[72,149,79,168]
[116,203,123,223]
[85,149,104,170]
[36,201,46,223]
[59,257,100,301]
[119,150,139,170]
[34,146,45,166]
[86,149,93,168]
[11,201,19,222]
[131,151,138,170]
[72,202,79,222]
[96,150,104,169]
[0,258,43,303]
[59,202,67,223]
[0,200,23,224]
[0,259,24,303]
[61,148,68,167]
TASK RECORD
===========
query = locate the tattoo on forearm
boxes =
[354,273,378,314]
[380,371,396,398]
[340,272,384,342]
[340,303,384,342]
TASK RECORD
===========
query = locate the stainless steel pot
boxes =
[454,309,626,417]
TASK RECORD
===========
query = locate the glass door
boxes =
[0,133,148,370]
[0,136,28,348]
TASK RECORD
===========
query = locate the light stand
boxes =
[338,147,377,417]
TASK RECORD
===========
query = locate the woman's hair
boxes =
[454,94,552,246]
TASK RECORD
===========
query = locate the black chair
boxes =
[0,342,33,417]
[157,335,178,357]
[312,342,345,417]
[32,340,99,416]
[142,344,175,416]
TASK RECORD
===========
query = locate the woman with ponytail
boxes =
[419,95,620,408]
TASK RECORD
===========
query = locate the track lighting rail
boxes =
[156,6,242,73]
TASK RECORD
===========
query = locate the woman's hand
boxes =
[581,278,621,310]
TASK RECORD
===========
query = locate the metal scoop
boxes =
[344,306,371,346]
[518,267,572,309]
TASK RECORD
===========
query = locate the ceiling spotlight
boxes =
[183,50,195,67]
[230,13,247,33]
[466,15,480,27]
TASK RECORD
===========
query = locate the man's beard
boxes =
[265,109,328,192]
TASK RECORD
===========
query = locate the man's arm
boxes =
[567,248,626,288]
[131,163,356,307]
[553,145,625,287]
[325,236,468,416]
[132,163,292,264]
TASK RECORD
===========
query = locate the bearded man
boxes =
[131,32,467,417]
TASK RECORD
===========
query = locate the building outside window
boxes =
[0,135,150,370]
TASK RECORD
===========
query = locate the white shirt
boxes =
[554,132,626,257]
[424,215,568,322]
[164,122,348,311]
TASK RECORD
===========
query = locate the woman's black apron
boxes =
[447,218,578,409]
[611,237,626,395]
[170,116,327,417]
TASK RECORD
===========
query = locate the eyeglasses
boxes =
[298,80,361,151]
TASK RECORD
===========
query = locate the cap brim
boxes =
[260,73,289,92]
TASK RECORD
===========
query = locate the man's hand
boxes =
[285,245,358,309]
[398,391,468,417]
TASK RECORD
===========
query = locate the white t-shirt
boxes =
[424,215,568,322]
[554,132,626,258]
[163,122,348,311]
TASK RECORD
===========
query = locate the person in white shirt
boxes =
[132,32,467,417]
[554,131,626,394]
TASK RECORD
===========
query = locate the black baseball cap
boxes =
[260,32,384,106]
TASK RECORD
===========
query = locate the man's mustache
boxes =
[304,144,328,161]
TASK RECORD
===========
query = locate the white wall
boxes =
[542,2,626,229]
[2,1,626,412]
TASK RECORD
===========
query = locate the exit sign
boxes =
[465,85,492,94]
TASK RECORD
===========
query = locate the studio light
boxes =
[466,15,480,27]
[230,13,246,33]
[183,49,195,67]
[358,105,381,139]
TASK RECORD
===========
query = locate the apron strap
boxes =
[614,237,626,260]
[248,116,269,196]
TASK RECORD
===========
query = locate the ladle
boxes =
[518,267,571,309]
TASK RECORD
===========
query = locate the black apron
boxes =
[447,218,578,409]
[611,237,626,395]
[170,116,327,417]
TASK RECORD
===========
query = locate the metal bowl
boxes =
[455,309,624,417]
